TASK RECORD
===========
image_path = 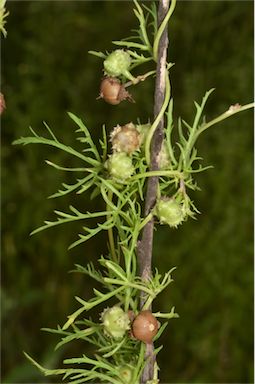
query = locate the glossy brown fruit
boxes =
[131,310,158,343]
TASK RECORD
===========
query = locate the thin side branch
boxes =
[138,0,170,382]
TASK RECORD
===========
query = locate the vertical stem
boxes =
[138,0,170,382]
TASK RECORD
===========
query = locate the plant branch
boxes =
[138,0,172,382]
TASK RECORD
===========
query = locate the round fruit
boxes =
[110,123,141,154]
[99,77,133,105]
[101,306,130,339]
[156,198,185,228]
[104,50,131,77]
[132,310,159,344]
[106,152,135,180]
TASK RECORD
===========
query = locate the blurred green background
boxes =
[1,1,253,383]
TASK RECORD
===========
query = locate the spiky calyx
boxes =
[101,306,130,339]
[156,198,186,228]
[111,123,141,154]
[106,152,135,181]
[104,50,131,78]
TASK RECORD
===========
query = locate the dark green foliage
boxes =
[2,1,253,383]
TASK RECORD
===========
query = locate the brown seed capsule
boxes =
[110,123,141,154]
[98,77,133,105]
[131,310,159,344]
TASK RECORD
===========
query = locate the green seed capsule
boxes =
[156,198,185,228]
[101,306,130,339]
[106,152,135,180]
[104,50,131,77]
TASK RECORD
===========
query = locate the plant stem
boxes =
[198,102,255,134]
[137,0,171,382]
[130,169,182,181]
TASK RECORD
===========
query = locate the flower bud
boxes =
[101,306,130,339]
[110,123,141,154]
[156,198,185,228]
[132,310,159,344]
[99,77,133,105]
[106,152,135,181]
[104,50,131,77]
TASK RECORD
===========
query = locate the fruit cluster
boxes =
[101,306,159,345]
[99,52,189,229]
[103,119,187,228]
[98,50,135,105]
[104,122,143,181]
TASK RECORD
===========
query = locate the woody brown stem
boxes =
[138,0,170,382]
